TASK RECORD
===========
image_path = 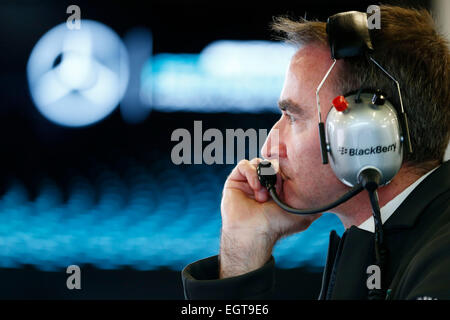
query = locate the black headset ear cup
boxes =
[326,11,374,59]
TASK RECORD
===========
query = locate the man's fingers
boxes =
[225,158,272,202]
[227,159,262,191]
[249,158,262,166]
[225,180,255,196]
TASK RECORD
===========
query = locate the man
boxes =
[181,5,450,299]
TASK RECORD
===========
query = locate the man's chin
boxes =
[279,181,312,211]
[280,180,295,206]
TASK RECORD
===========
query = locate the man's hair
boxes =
[271,5,450,171]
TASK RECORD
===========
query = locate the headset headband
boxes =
[326,11,374,59]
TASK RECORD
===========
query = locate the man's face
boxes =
[261,44,348,209]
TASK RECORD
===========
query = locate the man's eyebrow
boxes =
[278,99,306,116]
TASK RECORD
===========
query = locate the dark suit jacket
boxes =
[181,160,450,300]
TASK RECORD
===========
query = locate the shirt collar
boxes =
[357,166,440,233]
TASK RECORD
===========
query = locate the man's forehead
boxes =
[280,44,337,112]
[290,44,333,72]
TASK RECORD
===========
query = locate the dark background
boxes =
[0,0,431,299]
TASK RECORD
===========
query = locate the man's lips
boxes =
[279,168,289,181]
[265,159,289,180]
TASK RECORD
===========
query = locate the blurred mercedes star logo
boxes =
[27,20,130,127]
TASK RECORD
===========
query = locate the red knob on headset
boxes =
[332,95,349,112]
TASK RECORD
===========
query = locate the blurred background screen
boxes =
[0,0,442,299]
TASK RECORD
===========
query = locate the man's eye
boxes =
[287,114,296,123]
[282,111,296,124]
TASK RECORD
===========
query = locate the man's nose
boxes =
[261,124,287,160]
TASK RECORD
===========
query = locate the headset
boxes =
[256,11,413,300]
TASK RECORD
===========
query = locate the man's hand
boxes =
[219,158,322,278]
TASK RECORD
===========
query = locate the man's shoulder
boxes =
[408,188,450,264]
[391,195,450,300]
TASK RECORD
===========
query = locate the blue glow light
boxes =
[121,28,153,124]
[27,20,130,127]
[0,159,344,271]
[140,41,296,112]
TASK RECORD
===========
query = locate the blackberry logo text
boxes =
[338,143,396,156]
